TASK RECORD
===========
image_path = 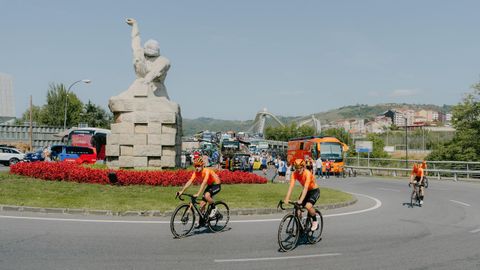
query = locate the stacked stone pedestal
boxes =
[106,98,182,169]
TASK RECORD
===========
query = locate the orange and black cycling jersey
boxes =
[416,167,424,178]
[411,166,424,178]
[290,169,319,191]
[190,168,221,185]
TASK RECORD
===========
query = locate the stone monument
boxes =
[107,18,182,169]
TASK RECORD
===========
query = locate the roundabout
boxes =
[1,176,479,270]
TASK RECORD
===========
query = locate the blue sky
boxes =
[1,0,480,120]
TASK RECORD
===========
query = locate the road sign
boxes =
[355,141,373,153]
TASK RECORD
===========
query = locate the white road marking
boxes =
[0,216,166,224]
[214,253,341,263]
[199,192,382,222]
[0,192,382,224]
[326,192,382,218]
[470,228,480,234]
[449,200,471,207]
[377,188,400,192]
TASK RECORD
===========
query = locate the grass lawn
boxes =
[0,172,354,212]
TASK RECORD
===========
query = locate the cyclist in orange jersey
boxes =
[177,157,221,219]
[409,162,426,205]
[420,160,427,169]
[284,159,320,231]
[305,156,314,172]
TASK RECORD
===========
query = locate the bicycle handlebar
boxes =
[277,200,302,211]
[176,193,197,202]
[409,182,424,188]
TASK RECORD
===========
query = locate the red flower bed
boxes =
[10,162,267,186]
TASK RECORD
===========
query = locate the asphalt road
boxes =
[1,176,479,270]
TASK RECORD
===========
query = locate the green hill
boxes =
[182,117,253,137]
[298,103,452,123]
[182,103,453,136]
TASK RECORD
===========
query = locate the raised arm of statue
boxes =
[126,18,147,78]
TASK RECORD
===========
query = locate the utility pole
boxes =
[405,117,408,169]
[422,126,425,151]
[29,95,33,151]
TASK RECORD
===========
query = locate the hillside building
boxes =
[0,73,15,123]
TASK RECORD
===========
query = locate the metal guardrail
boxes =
[345,157,480,182]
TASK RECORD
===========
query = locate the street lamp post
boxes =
[63,79,91,130]
[405,117,408,169]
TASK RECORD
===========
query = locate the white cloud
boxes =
[390,89,416,97]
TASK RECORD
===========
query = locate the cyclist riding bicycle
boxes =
[177,157,222,225]
[284,158,321,231]
[305,156,314,172]
[409,162,426,205]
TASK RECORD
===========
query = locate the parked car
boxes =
[24,148,45,162]
[0,146,25,166]
[50,145,97,164]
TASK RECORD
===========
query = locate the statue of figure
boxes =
[107,18,182,169]
[125,18,170,99]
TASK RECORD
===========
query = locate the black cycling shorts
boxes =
[414,176,425,186]
[203,184,221,201]
[301,188,320,206]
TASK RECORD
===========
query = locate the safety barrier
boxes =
[345,157,480,182]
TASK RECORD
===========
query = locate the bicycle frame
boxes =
[277,200,323,251]
[177,193,212,223]
[171,193,229,238]
[409,182,422,207]
[278,201,310,233]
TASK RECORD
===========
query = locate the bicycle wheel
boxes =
[278,214,300,252]
[207,201,230,232]
[170,204,195,238]
[410,188,418,207]
[306,209,323,244]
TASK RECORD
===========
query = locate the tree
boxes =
[322,128,351,146]
[297,125,315,138]
[428,81,480,161]
[321,128,355,156]
[365,133,389,159]
[39,83,83,127]
[265,123,315,141]
[18,105,42,125]
[81,101,112,129]
[17,83,113,129]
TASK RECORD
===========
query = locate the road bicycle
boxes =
[409,182,421,207]
[408,177,428,207]
[170,193,230,238]
[277,200,323,252]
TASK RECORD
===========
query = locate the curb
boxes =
[0,197,357,217]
